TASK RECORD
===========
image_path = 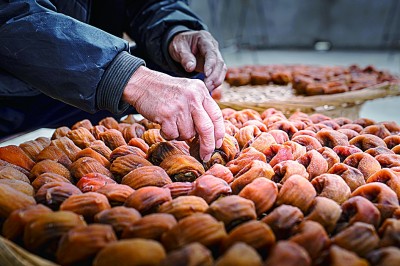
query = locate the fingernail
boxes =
[205,68,212,76]
[203,153,211,163]
[216,139,223,148]
[186,61,195,70]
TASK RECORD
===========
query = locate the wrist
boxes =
[123,66,147,106]
[123,66,168,108]
[97,51,144,114]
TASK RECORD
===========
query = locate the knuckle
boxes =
[222,63,228,72]
[190,79,208,92]
[201,30,211,38]
[159,106,174,117]
[179,131,195,140]
[161,129,179,140]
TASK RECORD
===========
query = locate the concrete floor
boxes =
[221,48,400,123]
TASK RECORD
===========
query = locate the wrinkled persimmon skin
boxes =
[333,145,363,162]
[315,129,349,148]
[264,241,311,266]
[267,121,298,138]
[353,117,376,128]
[319,120,341,130]
[268,144,294,167]
[367,168,400,200]
[343,152,381,180]
[375,154,400,168]
[289,220,330,260]
[341,123,364,133]
[311,174,351,205]
[242,120,268,132]
[230,160,274,194]
[291,129,317,139]
[304,123,330,133]
[393,145,400,155]
[297,150,329,180]
[245,132,277,155]
[337,196,381,231]
[189,175,232,204]
[205,163,234,184]
[234,125,262,150]
[272,160,309,183]
[337,128,360,141]
[333,117,353,126]
[317,147,340,169]
[327,163,365,192]
[261,108,285,121]
[349,134,387,151]
[305,196,342,233]
[379,218,400,247]
[261,205,304,240]
[351,183,399,220]
[379,121,400,133]
[310,113,331,124]
[331,222,380,257]
[384,135,400,149]
[226,109,262,128]
[289,111,313,126]
[224,120,239,136]
[276,175,316,213]
[226,147,266,175]
[365,147,394,157]
[283,141,307,160]
[361,125,392,139]
[239,178,278,216]
[290,120,307,131]
[262,115,286,128]
[292,135,323,151]
[268,129,290,144]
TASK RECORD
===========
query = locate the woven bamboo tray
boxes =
[0,236,57,266]
[217,82,400,119]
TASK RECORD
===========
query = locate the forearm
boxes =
[0,0,143,114]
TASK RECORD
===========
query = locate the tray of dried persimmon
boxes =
[0,107,399,265]
[216,64,400,119]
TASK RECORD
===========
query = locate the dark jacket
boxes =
[0,0,207,114]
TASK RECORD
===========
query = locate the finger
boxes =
[171,41,197,72]
[197,38,218,78]
[176,114,196,141]
[204,61,227,91]
[203,96,225,149]
[191,105,216,162]
[160,121,180,140]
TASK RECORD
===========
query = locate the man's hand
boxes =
[122,66,225,162]
[168,30,227,92]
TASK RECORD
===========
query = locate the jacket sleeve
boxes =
[125,0,208,76]
[0,0,144,114]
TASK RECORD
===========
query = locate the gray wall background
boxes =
[189,0,400,50]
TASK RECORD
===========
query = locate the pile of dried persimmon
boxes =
[0,107,399,266]
[225,64,398,96]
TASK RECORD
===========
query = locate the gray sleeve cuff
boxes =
[97,51,145,114]
[162,26,197,77]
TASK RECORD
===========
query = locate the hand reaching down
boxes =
[122,66,225,162]
[168,30,227,92]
